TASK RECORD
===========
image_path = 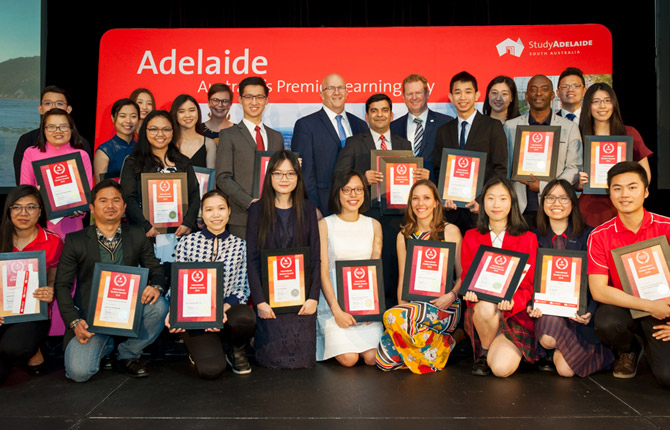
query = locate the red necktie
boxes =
[380,135,388,150]
[255,125,264,151]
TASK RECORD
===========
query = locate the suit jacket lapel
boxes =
[363,131,377,151]
[465,112,483,147]
[85,226,101,265]
[236,122,257,149]
[318,108,341,145]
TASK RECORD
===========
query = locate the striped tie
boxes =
[380,135,388,150]
[413,118,424,157]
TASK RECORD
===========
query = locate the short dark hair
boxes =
[41,85,70,105]
[328,170,370,215]
[91,179,124,202]
[239,77,269,96]
[0,185,47,253]
[201,189,230,208]
[111,98,140,119]
[558,67,585,87]
[208,83,233,100]
[365,93,392,113]
[536,179,586,237]
[607,161,649,191]
[483,75,520,121]
[476,176,528,236]
[450,71,478,93]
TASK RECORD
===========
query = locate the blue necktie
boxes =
[336,115,347,147]
[413,118,424,157]
[459,121,467,150]
[566,113,576,122]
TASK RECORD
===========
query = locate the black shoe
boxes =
[120,359,149,378]
[226,345,252,375]
[472,355,490,376]
[538,355,556,372]
[101,355,114,371]
[27,362,45,376]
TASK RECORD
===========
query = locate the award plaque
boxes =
[437,148,487,207]
[511,126,561,181]
[532,249,588,317]
[379,156,423,215]
[261,247,311,314]
[335,260,384,322]
[32,153,91,220]
[612,236,670,319]
[252,150,275,199]
[583,135,634,195]
[193,167,216,219]
[169,262,224,330]
[401,239,456,302]
[141,172,188,233]
[370,150,412,204]
[0,251,48,324]
[459,246,529,303]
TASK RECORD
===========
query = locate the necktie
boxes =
[459,121,467,150]
[566,113,576,121]
[380,135,388,150]
[255,125,264,151]
[413,118,424,157]
[336,115,347,147]
[552,234,567,250]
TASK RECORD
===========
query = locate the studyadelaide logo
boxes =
[497,37,594,57]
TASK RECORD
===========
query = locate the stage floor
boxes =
[1,351,668,430]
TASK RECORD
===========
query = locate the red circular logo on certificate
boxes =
[396,164,407,175]
[114,274,127,287]
[602,143,615,154]
[280,256,292,268]
[555,257,569,270]
[531,132,543,143]
[457,157,470,168]
[494,255,507,265]
[191,270,204,283]
[635,250,650,264]
[424,248,438,260]
[10,261,24,272]
[159,180,171,192]
[53,162,66,175]
[354,267,366,279]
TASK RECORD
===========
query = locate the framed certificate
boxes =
[612,236,670,319]
[583,135,634,195]
[87,263,149,337]
[261,247,311,314]
[252,151,275,198]
[532,249,588,317]
[193,167,215,219]
[401,239,456,302]
[169,262,223,330]
[459,246,529,303]
[437,148,487,208]
[32,153,91,220]
[335,260,385,322]
[370,150,412,204]
[141,172,188,233]
[0,251,48,324]
[379,157,423,215]
[511,126,561,181]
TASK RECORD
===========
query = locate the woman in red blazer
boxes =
[461,176,538,377]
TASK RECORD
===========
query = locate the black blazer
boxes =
[54,223,164,347]
[433,111,508,183]
[333,130,412,179]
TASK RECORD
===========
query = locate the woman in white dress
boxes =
[316,170,383,366]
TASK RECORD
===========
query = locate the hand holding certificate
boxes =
[532,249,588,317]
[261,248,311,314]
[511,126,561,181]
[141,173,188,233]
[437,149,487,208]
[169,263,223,330]
[335,260,385,322]
[379,157,423,214]
[583,136,633,194]
[459,246,529,304]
[369,150,412,203]
[0,252,48,324]
[401,239,455,302]
[32,153,91,220]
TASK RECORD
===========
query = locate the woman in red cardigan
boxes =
[461,176,538,377]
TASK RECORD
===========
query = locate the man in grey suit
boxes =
[504,74,582,227]
[216,77,284,238]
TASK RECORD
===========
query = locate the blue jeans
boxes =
[65,297,168,382]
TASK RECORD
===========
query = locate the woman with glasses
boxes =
[94,98,139,182]
[527,179,614,377]
[202,84,235,143]
[120,110,200,238]
[170,94,216,169]
[577,83,653,227]
[0,185,63,382]
[316,170,383,367]
[246,150,321,369]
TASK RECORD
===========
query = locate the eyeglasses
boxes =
[559,84,584,90]
[45,124,71,132]
[210,98,231,105]
[41,101,68,109]
[591,98,613,106]
[341,187,364,195]
[146,127,173,135]
[322,86,347,93]
[10,205,41,214]
[271,171,297,180]
[544,196,570,205]
[240,95,267,102]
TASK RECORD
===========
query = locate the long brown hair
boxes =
[476,176,528,236]
[400,180,445,240]
[579,83,626,138]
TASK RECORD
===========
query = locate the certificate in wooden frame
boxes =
[370,150,412,204]
[511,125,561,181]
[141,172,188,233]
[379,156,423,215]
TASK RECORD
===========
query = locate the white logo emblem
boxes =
[457,157,469,168]
[354,268,366,279]
[396,164,407,175]
[10,261,24,272]
[531,132,544,143]
[425,248,437,260]
[635,251,650,265]
[159,180,171,192]
[53,163,66,175]
[602,143,615,154]
[280,256,292,269]
[494,255,507,265]
[114,274,127,287]
[555,258,569,271]
[496,38,524,57]
[191,270,204,283]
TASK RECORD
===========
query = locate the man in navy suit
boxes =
[390,74,453,183]
[291,73,368,216]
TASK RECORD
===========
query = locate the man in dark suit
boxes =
[291,73,368,216]
[433,71,508,234]
[216,77,284,239]
[55,180,168,382]
[390,74,453,182]
[335,94,430,308]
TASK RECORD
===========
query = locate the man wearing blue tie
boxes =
[556,67,586,123]
[390,74,453,183]
[291,73,368,216]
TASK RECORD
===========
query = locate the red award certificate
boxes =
[533,250,587,317]
[252,151,275,198]
[0,258,41,317]
[336,259,385,321]
[169,263,223,329]
[32,153,91,219]
[370,150,412,203]
[91,270,141,333]
[437,149,487,208]
[511,126,560,181]
[141,172,188,232]
[583,136,633,194]
[379,157,423,214]
[408,244,449,297]
[267,253,306,308]
[460,246,529,304]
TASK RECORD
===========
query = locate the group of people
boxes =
[0,67,667,389]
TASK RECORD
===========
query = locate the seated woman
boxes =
[94,98,139,182]
[462,177,538,378]
[202,83,235,143]
[120,110,200,238]
[377,180,464,374]
[316,170,383,367]
[0,185,63,383]
[129,88,156,128]
[246,150,321,369]
[528,179,614,377]
[167,190,256,378]
[482,76,520,123]
[170,94,216,169]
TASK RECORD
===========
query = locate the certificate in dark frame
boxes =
[87,263,149,338]
[252,151,275,199]
[532,248,588,316]
[140,172,189,233]
[401,239,455,302]
[582,135,634,195]
[32,152,91,220]
[335,259,385,322]
[169,262,224,330]
[437,148,487,208]
[459,245,529,304]
[511,125,561,181]
[261,247,311,314]
[379,156,423,215]
[370,150,412,204]
[0,251,48,324]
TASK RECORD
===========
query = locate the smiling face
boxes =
[525,76,554,112]
[176,100,199,130]
[488,82,512,114]
[543,184,572,222]
[557,75,586,109]
[39,91,71,115]
[365,100,393,134]
[609,172,648,216]
[403,80,429,116]
[271,159,298,197]
[450,80,479,118]
[10,195,41,233]
[411,184,438,223]
[44,114,72,147]
[339,175,365,214]
[113,105,139,139]
[590,89,614,124]
[240,84,268,123]
[208,90,232,120]
[484,183,511,224]
[202,195,230,235]
[320,74,347,114]
[135,92,154,120]
[90,186,126,225]
[145,115,173,152]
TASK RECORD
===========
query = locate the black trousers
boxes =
[0,320,49,383]
[594,304,670,386]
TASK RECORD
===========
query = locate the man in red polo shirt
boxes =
[588,161,670,385]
